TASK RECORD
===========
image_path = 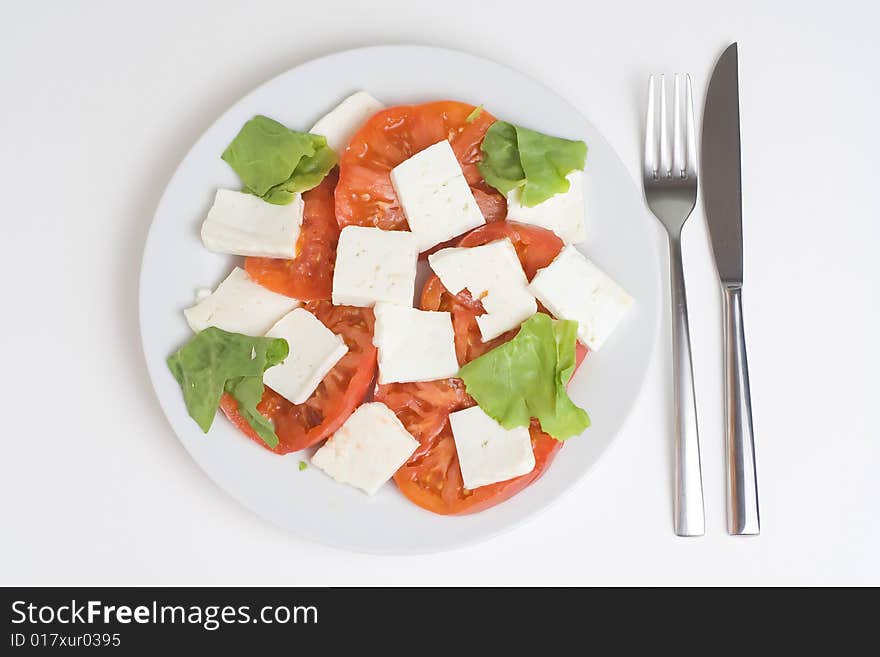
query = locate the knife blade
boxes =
[702,42,760,535]
[702,43,743,285]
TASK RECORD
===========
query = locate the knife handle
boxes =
[723,286,760,535]
[669,239,705,537]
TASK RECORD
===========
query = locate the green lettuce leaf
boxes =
[167,327,289,447]
[262,142,338,204]
[478,121,586,207]
[224,375,280,449]
[458,313,590,440]
[515,126,587,206]
[221,115,337,205]
[477,121,525,194]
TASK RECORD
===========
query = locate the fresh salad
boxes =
[167,91,633,515]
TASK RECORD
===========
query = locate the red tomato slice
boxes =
[470,187,507,226]
[393,421,562,516]
[220,301,376,454]
[377,221,586,515]
[374,378,472,453]
[574,341,588,373]
[335,101,506,233]
[244,169,339,301]
[421,220,566,363]
[457,219,565,278]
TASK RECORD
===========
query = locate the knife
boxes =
[701,42,760,535]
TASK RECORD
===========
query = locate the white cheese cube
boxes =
[332,226,418,307]
[311,402,419,495]
[200,189,303,258]
[262,308,348,405]
[310,91,385,154]
[449,405,535,489]
[428,238,537,341]
[506,171,586,244]
[390,140,485,251]
[183,267,299,335]
[528,245,633,351]
[373,302,459,384]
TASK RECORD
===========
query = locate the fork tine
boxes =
[644,75,657,179]
[685,74,698,178]
[673,74,685,178]
[659,75,671,177]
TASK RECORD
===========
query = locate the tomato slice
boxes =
[378,221,585,514]
[421,220,566,363]
[457,220,565,278]
[470,187,507,226]
[244,169,339,301]
[335,101,506,233]
[374,378,472,452]
[393,421,562,515]
[220,301,377,454]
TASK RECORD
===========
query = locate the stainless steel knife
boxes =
[701,43,760,535]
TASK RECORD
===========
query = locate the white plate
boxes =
[139,45,662,554]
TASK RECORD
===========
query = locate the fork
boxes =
[643,74,705,537]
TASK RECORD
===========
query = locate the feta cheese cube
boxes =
[332,226,418,307]
[310,91,385,154]
[390,140,485,251]
[311,402,419,495]
[506,171,586,244]
[183,267,299,335]
[262,308,348,405]
[528,245,633,350]
[200,189,303,258]
[449,405,535,489]
[428,238,537,341]
[373,302,459,384]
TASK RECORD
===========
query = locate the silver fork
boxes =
[643,74,705,537]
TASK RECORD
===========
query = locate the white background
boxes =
[2,0,877,586]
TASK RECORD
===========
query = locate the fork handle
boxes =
[723,286,760,535]
[669,238,705,536]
